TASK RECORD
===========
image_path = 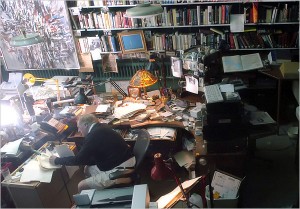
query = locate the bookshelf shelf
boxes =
[70,0,299,59]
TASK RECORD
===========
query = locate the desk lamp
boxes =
[74,88,89,105]
[125,3,163,18]
[151,153,191,208]
[129,69,158,97]
[22,73,60,102]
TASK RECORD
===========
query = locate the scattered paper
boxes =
[156,177,201,208]
[173,150,194,168]
[37,155,61,169]
[113,102,147,119]
[147,127,176,140]
[96,104,110,112]
[230,14,244,32]
[20,159,54,183]
[1,138,23,155]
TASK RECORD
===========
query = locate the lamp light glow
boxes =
[129,69,158,96]
[125,3,163,18]
[0,104,18,127]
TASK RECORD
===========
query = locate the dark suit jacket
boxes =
[55,123,133,171]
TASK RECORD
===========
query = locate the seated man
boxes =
[49,114,135,192]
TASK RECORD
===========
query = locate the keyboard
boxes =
[204,84,224,104]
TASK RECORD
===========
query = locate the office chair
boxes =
[108,129,150,187]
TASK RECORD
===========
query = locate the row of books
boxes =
[74,0,158,7]
[69,5,232,30]
[70,4,299,30]
[151,31,222,51]
[226,31,299,49]
[70,10,136,29]
[256,3,299,23]
[76,35,120,54]
[76,30,298,58]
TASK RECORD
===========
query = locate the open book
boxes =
[222,53,263,73]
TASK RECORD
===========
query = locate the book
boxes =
[249,111,275,125]
[222,53,263,73]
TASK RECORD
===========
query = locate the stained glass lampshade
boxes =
[129,69,158,96]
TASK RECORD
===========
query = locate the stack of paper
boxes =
[147,127,176,140]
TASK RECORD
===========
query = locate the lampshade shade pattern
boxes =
[130,69,158,88]
[125,3,163,18]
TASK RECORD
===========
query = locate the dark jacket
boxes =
[54,123,133,171]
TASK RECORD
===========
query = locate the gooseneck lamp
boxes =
[151,153,191,208]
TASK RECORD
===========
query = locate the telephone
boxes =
[39,118,68,134]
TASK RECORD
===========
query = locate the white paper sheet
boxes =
[1,138,23,155]
[230,14,244,32]
[95,104,109,112]
[20,159,54,183]
[156,177,201,208]
[185,76,198,94]
[171,57,183,78]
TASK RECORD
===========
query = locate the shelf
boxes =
[229,48,298,51]
[75,22,299,32]
[74,0,299,8]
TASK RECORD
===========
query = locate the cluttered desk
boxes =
[2,48,293,208]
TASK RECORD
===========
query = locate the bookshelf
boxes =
[68,0,299,55]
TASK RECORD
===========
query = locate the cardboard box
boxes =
[280,62,299,79]
[205,185,239,208]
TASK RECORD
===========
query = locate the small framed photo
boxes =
[118,30,147,54]
[128,86,141,98]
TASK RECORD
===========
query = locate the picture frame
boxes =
[0,0,80,71]
[127,86,141,98]
[118,30,147,54]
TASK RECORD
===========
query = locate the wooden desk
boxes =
[67,120,206,157]
[260,68,298,132]
[1,142,81,208]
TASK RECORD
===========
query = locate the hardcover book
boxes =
[222,53,263,73]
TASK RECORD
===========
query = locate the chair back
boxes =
[133,129,150,169]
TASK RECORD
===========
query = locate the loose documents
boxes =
[1,138,23,155]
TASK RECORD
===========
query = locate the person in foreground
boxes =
[49,114,135,192]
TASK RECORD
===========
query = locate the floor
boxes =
[1,125,298,208]
[140,124,299,208]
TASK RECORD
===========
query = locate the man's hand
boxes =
[49,155,57,165]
